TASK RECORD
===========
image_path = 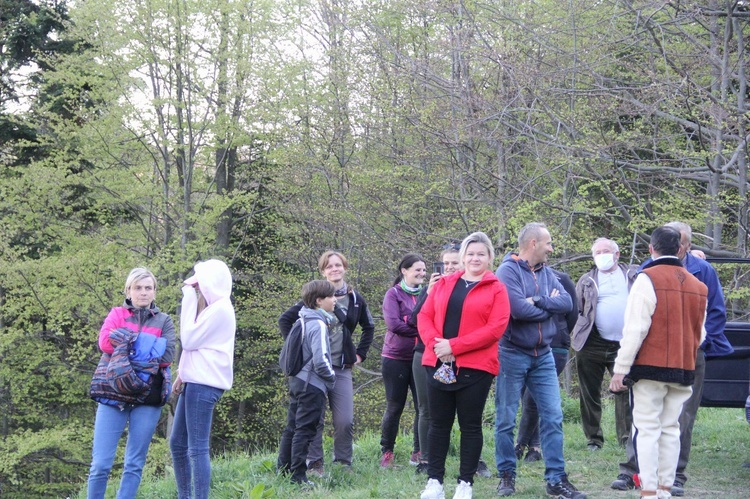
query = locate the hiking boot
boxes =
[514,444,526,460]
[586,443,601,451]
[524,448,542,463]
[670,480,684,497]
[547,475,587,498]
[421,478,445,499]
[307,458,324,477]
[475,460,492,478]
[410,450,422,466]
[453,480,473,499]
[497,471,516,496]
[380,450,395,468]
[611,474,636,490]
[416,462,429,475]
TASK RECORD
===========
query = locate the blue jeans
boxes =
[517,349,569,449]
[87,403,163,499]
[170,383,224,499]
[494,347,566,482]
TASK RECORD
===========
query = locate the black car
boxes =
[701,258,750,408]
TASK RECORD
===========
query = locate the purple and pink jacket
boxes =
[98,300,176,367]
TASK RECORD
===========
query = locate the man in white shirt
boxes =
[571,238,637,450]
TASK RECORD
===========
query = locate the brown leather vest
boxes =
[629,261,707,385]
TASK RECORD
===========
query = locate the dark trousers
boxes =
[577,329,631,447]
[380,357,419,454]
[675,349,706,483]
[427,371,494,484]
[277,377,327,482]
[412,351,431,462]
[517,349,569,448]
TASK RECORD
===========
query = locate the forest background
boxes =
[1,0,749,496]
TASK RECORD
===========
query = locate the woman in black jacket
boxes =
[279,251,375,473]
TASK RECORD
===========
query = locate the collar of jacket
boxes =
[642,256,683,271]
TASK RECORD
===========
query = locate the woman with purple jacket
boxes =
[379,253,426,467]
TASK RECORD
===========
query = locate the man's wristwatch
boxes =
[532,295,542,305]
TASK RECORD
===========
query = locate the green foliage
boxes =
[2,0,750,493]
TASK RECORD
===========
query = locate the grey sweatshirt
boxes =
[294,307,336,393]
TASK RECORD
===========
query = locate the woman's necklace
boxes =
[461,277,480,288]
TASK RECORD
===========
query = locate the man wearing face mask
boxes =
[571,238,637,451]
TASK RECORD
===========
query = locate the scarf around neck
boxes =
[334,281,349,297]
[399,280,422,295]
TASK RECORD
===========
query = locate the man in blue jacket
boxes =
[495,222,586,499]
[611,221,733,496]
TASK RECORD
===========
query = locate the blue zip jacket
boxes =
[640,252,732,358]
[496,252,572,357]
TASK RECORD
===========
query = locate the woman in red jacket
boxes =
[418,232,510,499]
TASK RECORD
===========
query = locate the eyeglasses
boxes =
[442,242,461,251]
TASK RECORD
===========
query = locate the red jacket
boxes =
[418,270,510,375]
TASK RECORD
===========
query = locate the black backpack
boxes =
[279,316,319,377]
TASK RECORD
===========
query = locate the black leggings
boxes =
[380,357,419,453]
[426,370,493,484]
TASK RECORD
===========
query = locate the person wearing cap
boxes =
[170,259,236,499]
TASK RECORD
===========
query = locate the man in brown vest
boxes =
[610,226,707,499]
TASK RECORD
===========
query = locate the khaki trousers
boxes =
[631,379,693,493]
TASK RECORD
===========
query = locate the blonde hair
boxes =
[124,267,157,297]
[459,232,495,265]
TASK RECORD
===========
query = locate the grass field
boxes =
[81,402,750,498]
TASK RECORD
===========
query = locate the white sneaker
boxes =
[453,480,473,499]
[421,478,445,499]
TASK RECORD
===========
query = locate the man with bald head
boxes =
[495,223,586,498]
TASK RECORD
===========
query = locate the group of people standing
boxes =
[276,220,731,499]
[83,218,729,499]
[87,259,237,499]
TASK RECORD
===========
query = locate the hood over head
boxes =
[184,259,233,305]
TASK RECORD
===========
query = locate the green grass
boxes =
[80,400,750,498]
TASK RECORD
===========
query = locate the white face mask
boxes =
[594,253,616,271]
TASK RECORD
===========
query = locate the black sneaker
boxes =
[671,480,684,497]
[415,462,428,475]
[546,475,586,499]
[524,448,542,463]
[497,471,516,496]
[514,444,525,460]
[610,474,635,491]
[291,476,316,489]
[476,460,492,478]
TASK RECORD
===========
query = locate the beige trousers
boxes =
[631,379,693,495]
